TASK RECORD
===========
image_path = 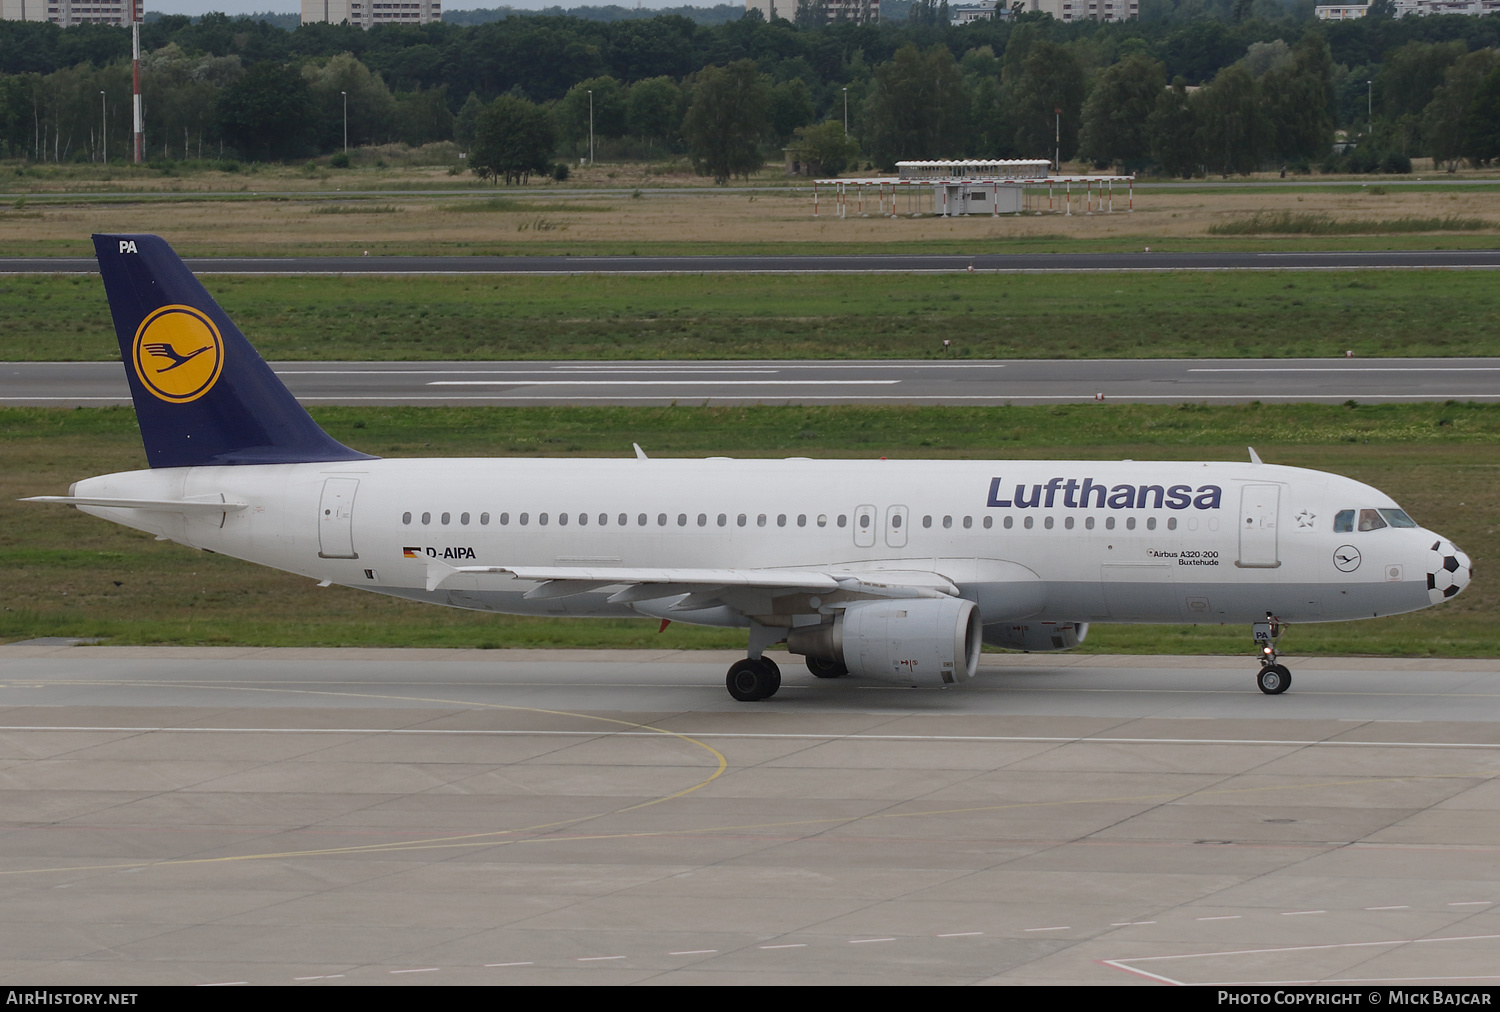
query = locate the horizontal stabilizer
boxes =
[22,495,248,515]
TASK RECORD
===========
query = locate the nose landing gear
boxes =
[1253,614,1291,695]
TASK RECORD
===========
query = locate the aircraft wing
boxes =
[422,559,960,604]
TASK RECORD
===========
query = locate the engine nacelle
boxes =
[787,598,982,686]
[983,621,1088,652]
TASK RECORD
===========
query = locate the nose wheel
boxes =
[1253,614,1292,695]
[727,657,781,701]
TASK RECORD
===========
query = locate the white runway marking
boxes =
[759,943,807,949]
[1102,933,1500,986]
[1024,926,1070,932]
[390,967,441,973]
[577,955,626,961]
[938,932,984,938]
[1280,910,1326,916]
[669,949,718,955]
[849,937,896,944]
[1366,906,1411,911]
[424,379,902,387]
[1190,367,1500,373]
[485,961,534,967]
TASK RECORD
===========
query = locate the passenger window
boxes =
[1166,517,1176,531]
[778,514,787,527]
[718,514,727,527]
[499,513,509,525]
[697,514,707,527]
[1105,517,1115,530]
[677,513,687,527]
[539,513,549,526]
[891,514,902,529]
[797,514,807,527]
[1064,516,1074,530]
[441,512,451,525]
[738,514,747,527]
[658,514,668,527]
[637,513,647,526]
[817,515,827,527]
[1004,516,1013,529]
[1126,517,1136,530]
[922,516,932,529]
[1334,509,1355,533]
[519,513,529,526]
[558,513,568,526]
[480,512,490,525]
[1359,509,1387,532]
[616,513,626,526]
[1085,516,1095,530]
[1044,516,1054,529]
[1024,516,1034,530]
[1146,517,1156,531]
[942,516,952,529]
[983,516,992,529]
[859,512,871,529]
[578,513,588,526]
[963,516,972,529]
[837,515,847,528]
[758,514,767,527]
[402,512,412,525]
[422,512,431,525]
[460,512,470,525]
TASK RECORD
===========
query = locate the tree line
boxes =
[1,9,1498,177]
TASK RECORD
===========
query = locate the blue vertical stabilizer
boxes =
[93,233,376,468]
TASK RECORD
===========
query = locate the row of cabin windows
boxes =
[399,510,1177,532]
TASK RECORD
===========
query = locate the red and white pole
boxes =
[131,3,142,164]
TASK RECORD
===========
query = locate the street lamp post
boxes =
[100,91,106,165]
[1366,79,1373,131]
[588,89,594,166]
[1054,107,1061,172]
[842,87,848,136]
[341,90,348,154]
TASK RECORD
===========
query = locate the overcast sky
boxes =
[149,1,720,15]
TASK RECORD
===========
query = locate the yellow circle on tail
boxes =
[131,305,224,403]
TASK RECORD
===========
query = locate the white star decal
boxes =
[1295,509,1316,528]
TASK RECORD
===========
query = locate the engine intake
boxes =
[787,598,982,686]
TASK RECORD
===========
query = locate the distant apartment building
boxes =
[301,0,441,27]
[744,0,879,24]
[1015,0,1137,21]
[950,0,1005,24]
[1316,0,1499,16]
[1,0,142,25]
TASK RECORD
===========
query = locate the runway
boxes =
[5,249,1500,275]
[2,643,1499,985]
[8,357,1500,407]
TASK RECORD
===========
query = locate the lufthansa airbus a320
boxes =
[23,235,1472,701]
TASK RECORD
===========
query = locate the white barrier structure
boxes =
[813,160,1135,218]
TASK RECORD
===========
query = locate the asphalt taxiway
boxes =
[7,357,1500,407]
[2,644,1498,985]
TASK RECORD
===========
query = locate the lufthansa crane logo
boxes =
[131,305,224,403]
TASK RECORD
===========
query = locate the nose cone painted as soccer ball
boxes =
[1427,539,1472,605]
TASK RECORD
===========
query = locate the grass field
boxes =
[3,403,1494,656]
[8,268,1500,361]
[3,159,1500,257]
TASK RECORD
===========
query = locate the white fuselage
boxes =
[71,456,1442,631]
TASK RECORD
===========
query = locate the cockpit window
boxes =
[1334,509,1355,533]
[1358,509,1387,532]
[1379,508,1417,528]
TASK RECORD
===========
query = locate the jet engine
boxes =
[787,598,982,685]
[982,621,1089,652]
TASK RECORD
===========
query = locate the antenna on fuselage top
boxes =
[633,443,648,460]
[1248,447,1263,465]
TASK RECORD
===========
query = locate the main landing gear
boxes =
[726,657,781,702]
[1253,614,1291,695]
